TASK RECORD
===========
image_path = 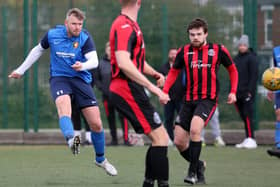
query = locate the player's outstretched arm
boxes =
[8,71,22,79]
[9,43,45,79]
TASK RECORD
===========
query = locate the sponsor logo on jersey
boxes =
[191,60,212,69]
[187,52,195,55]
[121,24,130,29]
[56,52,75,58]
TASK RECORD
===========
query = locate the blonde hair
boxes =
[66,8,86,21]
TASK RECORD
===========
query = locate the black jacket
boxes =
[92,55,112,98]
[159,62,185,101]
[233,49,258,98]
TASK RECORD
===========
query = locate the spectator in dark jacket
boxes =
[159,48,184,143]
[234,34,258,149]
[92,42,130,146]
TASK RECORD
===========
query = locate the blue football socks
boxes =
[275,122,280,148]
[91,130,105,163]
[59,116,74,141]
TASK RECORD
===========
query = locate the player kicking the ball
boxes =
[9,8,117,176]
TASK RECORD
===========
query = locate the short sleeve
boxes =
[114,23,136,53]
[40,31,49,49]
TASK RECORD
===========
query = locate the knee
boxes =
[276,112,280,122]
[190,128,200,137]
[174,138,186,151]
[150,127,169,146]
[89,119,103,132]
[189,128,201,141]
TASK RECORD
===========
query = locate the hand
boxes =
[71,61,82,71]
[267,91,274,102]
[227,93,236,104]
[156,73,165,88]
[159,92,170,105]
[8,71,22,79]
[148,84,170,104]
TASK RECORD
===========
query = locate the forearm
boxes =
[15,43,44,75]
[163,68,180,93]
[143,61,162,79]
[80,51,99,71]
[227,64,238,94]
[116,52,155,91]
[122,61,154,89]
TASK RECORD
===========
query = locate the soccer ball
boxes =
[262,67,280,91]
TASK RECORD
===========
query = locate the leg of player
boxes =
[83,119,92,145]
[267,108,280,158]
[71,102,82,143]
[174,118,206,185]
[119,114,131,146]
[210,109,225,147]
[163,102,176,141]
[143,125,169,187]
[235,98,257,149]
[105,100,118,145]
[185,116,204,184]
[55,95,80,155]
[82,106,117,176]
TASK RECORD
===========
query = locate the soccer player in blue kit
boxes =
[9,8,117,176]
[267,46,280,158]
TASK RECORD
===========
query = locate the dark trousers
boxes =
[163,100,182,141]
[235,95,255,138]
[103,97,129,142]
[72,102,90,131]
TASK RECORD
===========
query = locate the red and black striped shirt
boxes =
[163,43,238,101]
[109,14,145,79]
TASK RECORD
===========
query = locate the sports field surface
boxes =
[0,145,279,187]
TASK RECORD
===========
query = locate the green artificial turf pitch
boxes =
[0,145,279,187]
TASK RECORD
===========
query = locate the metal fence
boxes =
[0,0,275,131]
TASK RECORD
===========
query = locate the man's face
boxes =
[65,14,83,37]
[238,44,248,53]
[168,49,177,65]
[188,27,207,48]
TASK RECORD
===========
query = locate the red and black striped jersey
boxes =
[163,43,238,101]
[109,14,145,79]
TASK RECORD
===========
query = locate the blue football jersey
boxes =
[40,25,95,83]
[273,46,280,67]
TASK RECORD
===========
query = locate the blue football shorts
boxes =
[49,76,98,108]
[275,92,280,110]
